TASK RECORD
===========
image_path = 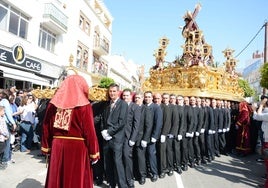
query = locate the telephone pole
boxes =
[264,21,268,64]
[263,21,268,95]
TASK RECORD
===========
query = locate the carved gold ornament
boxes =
[146,3,244,101]
[32,85,108,101]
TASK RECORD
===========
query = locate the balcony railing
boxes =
[43,3,68,33]
[93,38,109,55]
[91,61,108,76]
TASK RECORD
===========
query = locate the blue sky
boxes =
[104,0,268,74]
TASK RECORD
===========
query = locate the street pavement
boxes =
[0,149,265,188]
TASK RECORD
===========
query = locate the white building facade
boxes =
[106,55,141,91]
[0,0,113,89]
[242,51,264,97]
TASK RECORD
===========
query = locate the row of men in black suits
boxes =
[135,93,232,183]
[92,83,232,188]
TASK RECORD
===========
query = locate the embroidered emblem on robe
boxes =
[53,108,72,131]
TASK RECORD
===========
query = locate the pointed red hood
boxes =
[50,75,89,109]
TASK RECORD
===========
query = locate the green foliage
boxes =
[260,63,268,89]
[238,79,255,97]
[99,77,115,88]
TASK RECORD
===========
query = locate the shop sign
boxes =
[0,44,42,72]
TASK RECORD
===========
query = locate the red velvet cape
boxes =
[236,109,251,154]
[41,103,99,188]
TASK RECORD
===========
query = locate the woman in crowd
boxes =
[17,94,36,152]
[0,89,16,168]
[0,105,9,170]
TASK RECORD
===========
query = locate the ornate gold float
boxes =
[142,66,244,101]
[88,86,108,101]
[142,3,244,101]
[31,87,57,99]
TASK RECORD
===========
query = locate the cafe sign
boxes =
[0,44,42,72]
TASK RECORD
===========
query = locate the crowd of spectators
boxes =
[0,87,39,170]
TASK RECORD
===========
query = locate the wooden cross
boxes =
[186,3,201,31]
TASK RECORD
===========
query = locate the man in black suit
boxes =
[200,98,208,164]
[165,94,179,176]
[145,91,163,182]
[191,97,204,166]
[171,95,184,174]
[158,93,172,178]
[181,96,194,171]
[205,98,215,162]
[134,92,152,185]
[218,100,227,155]
[213,99,222,158]
[220,100,230,155]
[101,83,128,188]
[91,100,109,185]
[122,89,141,188]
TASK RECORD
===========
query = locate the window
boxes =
[76,43,88,71]
[82,50,88,70]
[85,21,90,35]
[94,31,100,47]
[79,15,84,29]
[19,18,28,38]
[9,11,19,35]
[79,12,91,35]
[0,2,29,39]
[102,37,110,52]
[38,26,56,52]
[0,5,8,30]
[76,46,82,68]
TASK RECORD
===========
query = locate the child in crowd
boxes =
[0,106,9,169]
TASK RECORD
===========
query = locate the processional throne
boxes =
[142,3,244,101]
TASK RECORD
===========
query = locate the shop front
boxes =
[0,65,51,89]
[0,44,52,90]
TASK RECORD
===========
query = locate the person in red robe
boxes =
[41,74,100,188]
[235,101,252,156]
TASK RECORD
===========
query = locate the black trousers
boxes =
[199,133,206,159]
[214,132,220,155]
[182,137,194,165]
[174,139,182,168]
[103,141,127,188]
[219,132,226,153]
[206,133,215,159]
[147,142,158,175]
[225,125,238,152]
[123,140,134,186]
[159,141,167,173]
[166,138,174,171]
[135,145,147,178]
[193,136,201,161]
[93,137,104,182]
